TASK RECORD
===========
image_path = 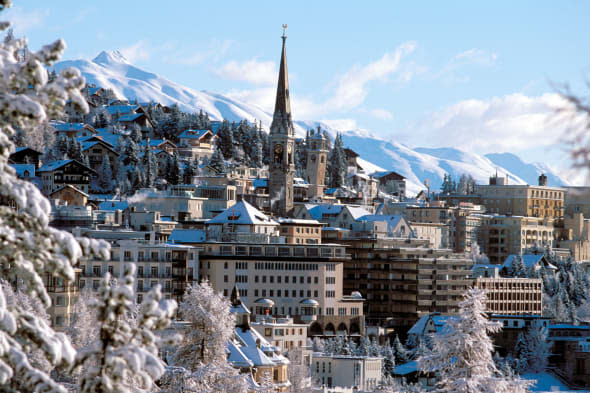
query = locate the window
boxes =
[338,308,346,316]
[224,275,228,282]
[326,308,334,315]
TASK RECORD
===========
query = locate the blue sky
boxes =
[5,1,590,177]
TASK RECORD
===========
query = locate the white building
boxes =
[311,354,382,391]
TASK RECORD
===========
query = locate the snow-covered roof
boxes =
[227,340,254,368]
[53,122,94,132]
[105,104,138,115]
[276,218,322,225]
[98,200,129,211]
[304,204,344,220]
[12,146,42,155]
[50,184,89,197]
[168,229,206,244]
[234,327,286,367]
[394,360,419,376]
[81,140,118,154]
[345,206,372,220]
[37,159,74,172]
[357,214,405,232]
[502,254,557,270]
[9,163,35,178]
[178,129,211,139]
[208,201,278,226]
[118,112,143,122]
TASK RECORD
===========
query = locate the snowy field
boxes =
[524,372,589,392]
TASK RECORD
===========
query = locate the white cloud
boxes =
[3,6,49,35]
[320,118,358,131]
[120,41,151,63]
[213,58,277,85]
[403,92,577,154]
[324,42,416,111]
[433,48,498,84]
[225,87,276,112]
[367,108,394,121]
[453,48,497,66]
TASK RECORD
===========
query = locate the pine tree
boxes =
[0,10,110,392]
[419,289,532,393]
[209,144,227,173]
[328,133,347,188]
[166,154,182,185]
[393,334,410,364]
[216,120,234,160]
[75,264,177,393]
[97,155,114,193]
[380,341,396,377]
[183,159,195,184]
[142,141,158,188]
[522,320,552,373]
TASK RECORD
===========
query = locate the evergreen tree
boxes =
[130,123,142,143]
[166,154,182,185]
[457,174,468,194]
[328,133,347,188]
[419,289,532,393]
[380,341,396,377]
[216,120,234,160]
[393,334,410,364]
[96,155,114,193]
[183,159,196,184]
[75,264,177,393]
[142,141,158,188]
[209,144,227,173]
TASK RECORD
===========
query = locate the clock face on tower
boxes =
[273,144,283,163]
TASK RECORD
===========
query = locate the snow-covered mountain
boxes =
[54,50,571,196]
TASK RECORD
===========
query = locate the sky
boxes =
[5,1,590,179]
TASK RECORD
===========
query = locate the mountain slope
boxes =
[54,50,571,196]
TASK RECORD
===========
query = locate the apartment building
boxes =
[477,214,555,264]
[43,270,81,330]
[251,316,309,354]
[195,241,364,337]
[475,277,543,315]
[475,175,565,218]
[129,187,206,221]
[80,239,201,303]
[277,218,323,244]
[333,237,473,332]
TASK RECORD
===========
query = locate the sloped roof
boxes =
[168,229,206,243]
[98,200,129,211]
[81,140,118,155]
[12,146,42,155]
[208,201,278,226]
[50,184,89,198]
[37,159,73,172]
[357,214,406,232]
[227,340,254,368]
[345,205,372,220]
[252,178,268,189]
[9,163,35,177]
[118,112,144,122]
[502,254,557,270]
[104,104,138,115]
[179,129,211,139]
[304,204,344,220]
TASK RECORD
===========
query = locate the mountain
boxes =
[53,50,571,196]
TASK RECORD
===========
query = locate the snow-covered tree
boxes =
[164,281,247,393]
[469,242,489,264]
[521,320,552,373]
[328,133,347,188]
[183,159,196,184]
[380,341,396,377]
[65,287,98,350]
[209,144,227,173]
[174,281,234,368]
[75,264,177,393]
[141,140,158,188]
[94,155,114,193]
[0,6,114,391]
[287,349,311,393]
[418,289,532,393]
[393,334,410,364]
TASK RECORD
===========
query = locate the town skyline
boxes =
[6,1,590,181]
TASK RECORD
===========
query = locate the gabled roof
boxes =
[208,200,278,226]
[12,146,42,156]
[139,139,176,148]
[357,214,406,232]
[50,184,89,198]
[502,254,557,270]
[118,112,144,122]
[104,104,138,116]
[81,140,119,155]
[344,205,372,220]
[372,170,406,180]
[303,203,344,220]
[9,163,35,177]
[37,159,94,173]
[178,129,212,140]
[53,122,97,134]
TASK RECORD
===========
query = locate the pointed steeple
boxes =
[273,24,292,121]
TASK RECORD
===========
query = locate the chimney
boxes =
[538,174,547,187]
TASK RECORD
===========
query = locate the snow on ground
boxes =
[523,372,585,392]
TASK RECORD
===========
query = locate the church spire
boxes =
[273,24,291,120]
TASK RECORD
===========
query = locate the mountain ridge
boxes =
[53,50,571,195]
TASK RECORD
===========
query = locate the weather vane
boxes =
[282,24,288,38]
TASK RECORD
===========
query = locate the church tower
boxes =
[269,25,295,217]
[306,127,328,199]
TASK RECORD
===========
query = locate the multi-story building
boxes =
[80,239,201,304]
[454,213,483,253]
[311,354,382,391]
[477,214,555,264]
[277,218,323,244]
[564,186,590,218]
[475,277,543,315]
[251,316,309,354]
[475,174,565,218]
[130,187,206,221]
[374,170,407,199]
[176,129,215,162]
[556,212,590,261]
[37,159,93,195]
[334,237,473,333]
[43,269,80,330]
